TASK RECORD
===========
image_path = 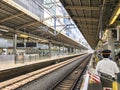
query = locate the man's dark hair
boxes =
[101,50,111,58]
[102,53,110,58]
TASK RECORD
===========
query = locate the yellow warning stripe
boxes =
[112,81,118,90]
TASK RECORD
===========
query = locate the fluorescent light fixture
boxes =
[110,15,118,25]
[41,40,48,43]
[109,8,120,25]
[20,34,29,38]
[0,29,9,32]
[115,8,120,16]
[31,36,43,41]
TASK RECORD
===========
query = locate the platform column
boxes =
[13,34,17,64]
[63,44,65,55]
[75,48,77,53]
[71,47,73,53]
[58,45,61,55]
[73,47,76,53]
[68,47,70,53]
[49,41,52,56]
[108,30,115,60]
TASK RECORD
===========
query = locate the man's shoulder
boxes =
[97,60,103,64]
[109,60,116,64]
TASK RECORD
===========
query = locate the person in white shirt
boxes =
[95,50,119,88]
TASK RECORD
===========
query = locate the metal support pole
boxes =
[13,34,17,64]
[99,5,104,38]
[68,47,70,53]
[54,17,56,35]
[96,0,106,40]
[49,41,52,56]
[71,47,73,53]
[117,25,120,41]
[108,30,115,60]
[63,44,65,54]
[59,45,61,55]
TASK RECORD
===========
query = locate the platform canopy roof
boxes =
[60,0,119,49]
[0,0,86,49]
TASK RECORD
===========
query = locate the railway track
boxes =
[0,55,87,90]
[52,55,91,90]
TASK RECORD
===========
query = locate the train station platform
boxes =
[0,0,120,89]
[0,53,83,71]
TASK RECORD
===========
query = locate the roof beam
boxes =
[16,21,39,29]
[84,32,97,34]
[81,28,97,31]
[0,8,12,15]
[65,6,99,10]
[77,24,97,28]
[80,27,97,31]
[0,12,24,22]
[3,0,40,22]
[0,8,27,22]
[72,16,99,22]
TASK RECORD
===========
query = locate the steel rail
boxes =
[0,55,86,90]
[52,55,91,90]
